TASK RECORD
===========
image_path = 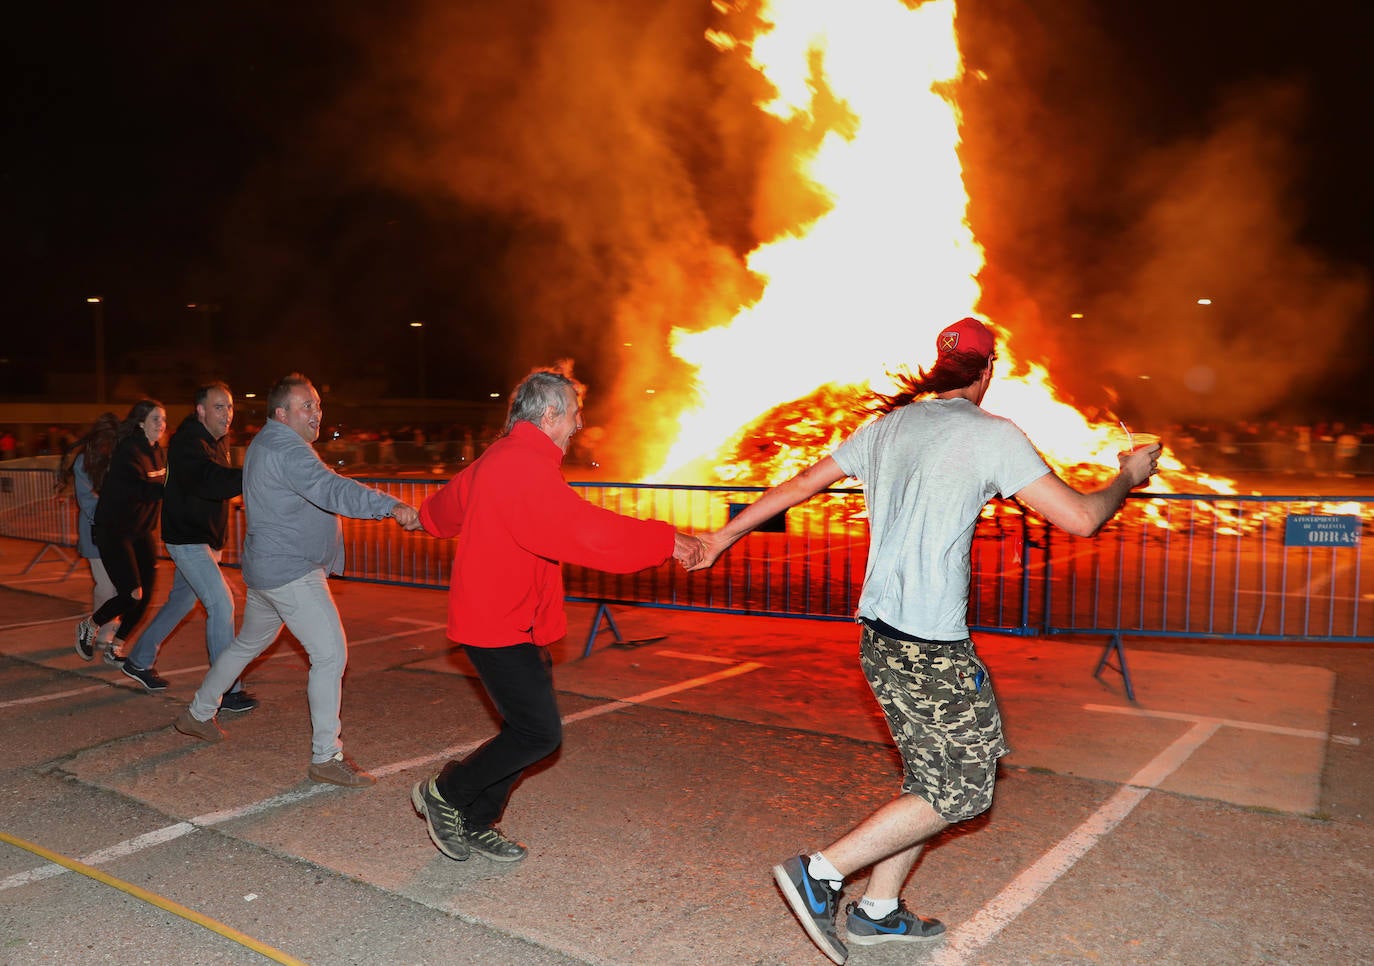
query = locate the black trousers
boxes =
[438,642,563,830]
[91,531,157,642]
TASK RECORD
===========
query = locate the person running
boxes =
[57,412,120,656]
[409,366,704,863]
[120,383,254,713]
[173,373,419,787]
[689,317,1160,964]
[77,400,167,662]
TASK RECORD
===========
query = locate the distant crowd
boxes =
[1167,420,1374,476]
[3,417,1374,477]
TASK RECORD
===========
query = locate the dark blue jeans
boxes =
[438,642,563,830]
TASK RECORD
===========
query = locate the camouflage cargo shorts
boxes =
[859,622,1009,823]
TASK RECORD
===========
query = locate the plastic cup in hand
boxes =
[1121,432,1160,456]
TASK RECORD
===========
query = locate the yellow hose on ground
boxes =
[0,830,307,965]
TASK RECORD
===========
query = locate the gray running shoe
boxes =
[772,854,847,965]
[845,899,945,945]
[464,825,527,862]
[411,777,470,860]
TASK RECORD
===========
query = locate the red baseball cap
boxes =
[935,317,995,358]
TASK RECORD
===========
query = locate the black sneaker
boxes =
[102,641,125,666]
[75,619,96,661]
[220,690,259,714]
[773,854,847,965]
[464,825,527,862]
[121,662,169,692]
[845,900,945,946]
[410,778,470,861]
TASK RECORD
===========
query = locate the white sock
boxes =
[807,852,844,890]
[858,896,898,919]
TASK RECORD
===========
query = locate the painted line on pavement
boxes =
[0,829,305,965]
[0,615,85,631]
[0,619,448,709]
[652,649,743,665]
[0,576,83,589]
[0,684,110,710]
[927,719,1221,966]
[1084,702,1329,740]
[0,822,198,891]
[150,621,447,682]
[561,662,764,725]
[0,660,763,892]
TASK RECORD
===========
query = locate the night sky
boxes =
[4,0,1370,440]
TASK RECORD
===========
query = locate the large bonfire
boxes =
[644,0,1207,493]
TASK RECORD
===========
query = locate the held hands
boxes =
[684,531,730,572]
[1118,443,1162,488]
[391,502,422,530]
[672,531,706,570]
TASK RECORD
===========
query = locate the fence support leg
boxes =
[1093,632,1136,701]
[22,543,76,576]
[582,602,625,659]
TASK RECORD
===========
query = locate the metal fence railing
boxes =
[0,467,82,572]
[4,467,1371,688]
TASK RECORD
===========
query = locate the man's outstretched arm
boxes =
[688,456,848,571]
[1014,443,1160,537]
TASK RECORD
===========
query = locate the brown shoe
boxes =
[174,709,224,742]
[308,752,376,787]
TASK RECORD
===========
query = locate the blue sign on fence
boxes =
[1284,514,1361,547]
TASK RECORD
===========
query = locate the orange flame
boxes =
[647,0,1225,496]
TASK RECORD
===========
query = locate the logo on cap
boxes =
[934,317,995,358]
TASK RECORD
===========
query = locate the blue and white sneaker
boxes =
[844,899,945,945]
[772,854,847,965]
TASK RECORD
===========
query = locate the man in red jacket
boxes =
[410,366,703,863]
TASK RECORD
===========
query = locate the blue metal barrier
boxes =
[1038,493,1374,696]
[6,469,1371,677]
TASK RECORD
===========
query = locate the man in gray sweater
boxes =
[174,373,418,786]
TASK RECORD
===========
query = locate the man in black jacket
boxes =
[119,383,256,712]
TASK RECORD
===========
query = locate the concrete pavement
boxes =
[0,536,1371,965]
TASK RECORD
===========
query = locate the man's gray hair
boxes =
[505,368,584,434]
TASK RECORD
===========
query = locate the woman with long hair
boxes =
[57,412,121,654]
[76,400,168,661]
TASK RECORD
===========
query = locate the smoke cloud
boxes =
[958,0,1369,426]
[308,0,1367,473]
[322,0,779,476]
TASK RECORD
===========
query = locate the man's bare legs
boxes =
[822,792,948,897]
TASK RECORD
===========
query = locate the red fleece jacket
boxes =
[419,421,674,647]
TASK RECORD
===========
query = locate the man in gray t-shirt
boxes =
[693,317,1160,964]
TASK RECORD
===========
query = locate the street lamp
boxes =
[187,302,220,355]
[410,321,425,398]
[87,297,105,403]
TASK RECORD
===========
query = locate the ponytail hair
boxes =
[864,351,991,415]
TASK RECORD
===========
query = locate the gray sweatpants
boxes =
[189,568,347,764]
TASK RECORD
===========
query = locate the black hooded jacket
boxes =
[92,433,166,541]
[160,414,243,549]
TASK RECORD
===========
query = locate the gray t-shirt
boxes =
[832,397,1049,640]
